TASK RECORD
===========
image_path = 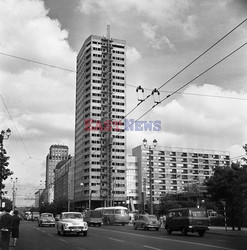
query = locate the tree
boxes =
[205,163,247,230]
[2,197,13,211]
[0,147,13,197]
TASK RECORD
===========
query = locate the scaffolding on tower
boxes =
[100,27,114,207]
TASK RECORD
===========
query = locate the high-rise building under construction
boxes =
[74,30,126,209]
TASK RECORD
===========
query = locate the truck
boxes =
[165,207,209,237]
[84,210,103,227]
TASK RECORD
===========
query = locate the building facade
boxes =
[34,189,44,208]
[45,144,69,203]
[54,156,75,211]
[126,155,138,211]
[74,31,126,210]
[132,145,231,206]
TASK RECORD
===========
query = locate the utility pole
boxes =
[11,177,18,211]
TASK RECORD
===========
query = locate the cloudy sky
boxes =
[0,0,247,207]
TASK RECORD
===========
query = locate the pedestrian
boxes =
[11,210,21,247]
[0,208,13,250]
[159,216,164,228]
[162,215,166,228]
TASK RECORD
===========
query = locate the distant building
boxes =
[126,155,138,211]
[74,30,126,210]
[34,189,44,208]
[45,144,69,203]
[54,157,75,205]
[132,145,230,206]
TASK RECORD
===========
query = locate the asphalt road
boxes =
[12,221,247,250]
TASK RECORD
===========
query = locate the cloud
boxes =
[153,84,247,151]
[77,0,196,40]
[0,0,76,73]
[126,46,142,64]
[0,0,76,196]
[141,23,175,50]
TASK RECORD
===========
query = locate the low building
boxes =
[132,145,230,207]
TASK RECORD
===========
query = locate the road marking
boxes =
[75,247,87,250]
[109,237,125,243]
[47,233,54,237]
[144,245,162,250]
[96,228,238,250]
[59,239,69,243]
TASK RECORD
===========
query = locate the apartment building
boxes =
[74,31,126,210]
[132,145,230,206]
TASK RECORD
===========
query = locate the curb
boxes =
[207,230,247,238]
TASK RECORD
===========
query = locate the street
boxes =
[12,221,247,250]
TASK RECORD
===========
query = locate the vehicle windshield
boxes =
[191,210,207,217]
[63,213,83,219]
[115,209,129,215]
[147,215,156,219]
[146,215,158,222]
[42,214,53,218]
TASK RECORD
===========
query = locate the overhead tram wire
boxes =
[90,42,247,157]
[119,17,247,118]
[0,17,246,118]
[126,84,247,101]
[0,94,32,159]
[0,52,75,73]
[156,17,247,92]
[83,16,247,157]
[121,42,247,133]
[0,16,246,96]
[1,18,246,158]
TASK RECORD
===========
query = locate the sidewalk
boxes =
[207,226,247,237]
[129,223,247,237]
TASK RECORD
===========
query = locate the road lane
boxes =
[16,221,247,250]
[88,226,239,250]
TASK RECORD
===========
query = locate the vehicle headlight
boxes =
[64,223,69,229]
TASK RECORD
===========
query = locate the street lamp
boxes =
[0,128,11,208]
[11,177,18,211]
[143,138,157,215]
[80,182,84,211]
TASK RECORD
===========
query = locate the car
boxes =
[24,211,32,221]
[133,214,160,231]
[38,213,55,227]
[32,212,40,221]
[57,212,88,236]
[55,214,60,221]
[165,207,209,237]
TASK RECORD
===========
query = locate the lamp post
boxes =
[0,128,11,208]
[143,138,157,215]
[11,177,18,211]
[80,182,84,211]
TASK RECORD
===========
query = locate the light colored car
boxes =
[133,214,160,231]
[38,213,55,227]
[57,212,88,236]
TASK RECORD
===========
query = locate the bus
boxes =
[95,206,130,225]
